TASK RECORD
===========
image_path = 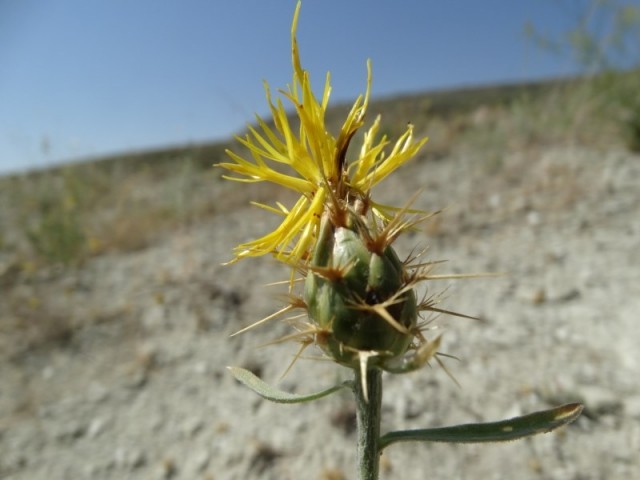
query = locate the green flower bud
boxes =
[304,212,417,369]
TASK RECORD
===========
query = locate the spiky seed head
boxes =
[304,212,417,369]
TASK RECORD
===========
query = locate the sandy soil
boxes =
[1,143,639,479]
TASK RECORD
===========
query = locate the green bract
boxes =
[304,213,417,369]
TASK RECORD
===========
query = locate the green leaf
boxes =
[379,403,583,450]
[227,366,351,404]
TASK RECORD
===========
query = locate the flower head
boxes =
[217,1,428,266]
[217,2,467,381]
[218,5,581,449]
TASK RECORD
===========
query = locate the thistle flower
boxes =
[218,1,465,379]
[217,2,427,266]
[221,6,583,475]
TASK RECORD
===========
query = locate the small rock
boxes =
[6,453,28,471]
[150,415,164,433]
[54,421,86,442]
[517,286,546,305]
[554,326,569,341]
[531,288,546,305]
[579,385,623,419]
[87,383,110,404]
[114,447,146,470]
[489,193,501,208]
[188,448,211,474]
[83,462,101,477]
[158,457,177,479]
[527,211,541,226]
[131,451,147,469]
[623,394,640,419]
[125,370,148,390]
[113,447,127,469]
[193,361,208,375]
[136,343,158,371]
[553,288,581,303]
[181,417,205,438]
[87,417,107,439]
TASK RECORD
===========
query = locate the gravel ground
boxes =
[1,144,639,479]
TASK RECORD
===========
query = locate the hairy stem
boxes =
[354,367,383,480]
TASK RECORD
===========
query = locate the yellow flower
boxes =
[217,1,428,265]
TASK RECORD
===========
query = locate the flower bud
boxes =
[304,212,417,369]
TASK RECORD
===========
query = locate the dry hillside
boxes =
[1,73,640,479]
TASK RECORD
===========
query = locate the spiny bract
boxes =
[305,208,419,370]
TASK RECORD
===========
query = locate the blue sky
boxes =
[0,0,631,175]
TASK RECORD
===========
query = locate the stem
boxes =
[354,367,383,480]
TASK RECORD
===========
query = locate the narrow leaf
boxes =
[228,366,350,404]
[379,403,583,450]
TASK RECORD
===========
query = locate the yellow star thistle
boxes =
[222,8,584,473]
[217,1,428,265]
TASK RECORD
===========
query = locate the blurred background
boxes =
[1,1,640,479]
